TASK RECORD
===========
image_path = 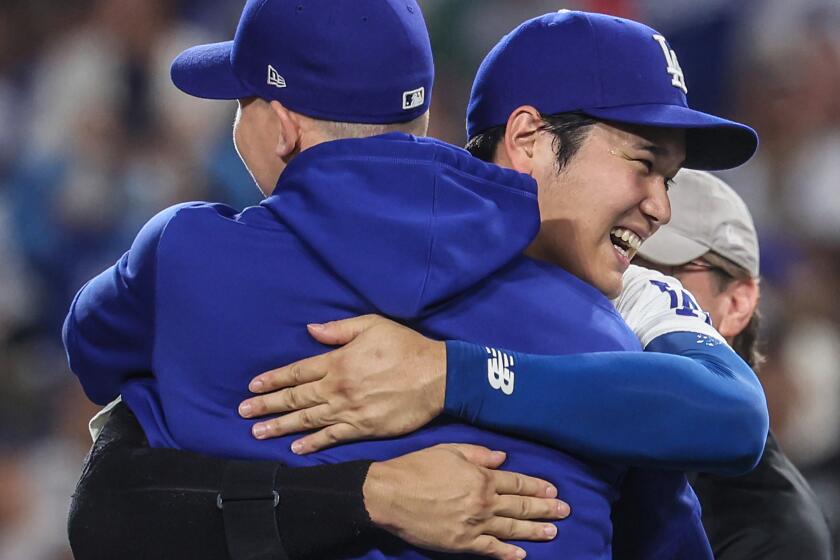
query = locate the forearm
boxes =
[444,333,768,474]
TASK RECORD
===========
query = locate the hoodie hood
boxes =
[262,133,539,319]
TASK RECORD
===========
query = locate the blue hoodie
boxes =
[64,133,704,559]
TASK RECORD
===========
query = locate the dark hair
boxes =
[465,112,597,170]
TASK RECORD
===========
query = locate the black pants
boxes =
[68,403,374,559]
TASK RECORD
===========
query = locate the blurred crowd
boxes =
[1,0,839,558]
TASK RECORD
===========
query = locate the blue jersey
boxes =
[65,133,696,559]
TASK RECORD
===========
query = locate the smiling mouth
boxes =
[610,227,642,261]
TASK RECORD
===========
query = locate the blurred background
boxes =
[1,0,839,557]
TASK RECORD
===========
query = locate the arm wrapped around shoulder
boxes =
[645,331,769,476]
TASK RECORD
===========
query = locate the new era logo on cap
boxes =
[402,87,425,110]
[267,64,287,88]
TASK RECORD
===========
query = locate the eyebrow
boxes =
[637,142,686,170]
[638,143,669,157]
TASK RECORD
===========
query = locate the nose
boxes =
[640,180,671,230]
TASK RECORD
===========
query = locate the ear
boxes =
[498,105,543,174]
[269,100,301,160]
[717,278,759,339]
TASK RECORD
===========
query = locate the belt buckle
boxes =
[216,489,280,510]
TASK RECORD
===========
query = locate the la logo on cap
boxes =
[652,35,687,94]
[402,87,424,110]
[267,64,287,89]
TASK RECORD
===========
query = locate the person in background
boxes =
[634,169,832,559]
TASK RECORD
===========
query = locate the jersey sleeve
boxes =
[444,338,767,474]
[62,203,198,405]
[614,264,723,347]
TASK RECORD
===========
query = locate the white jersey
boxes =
[613,264,726,348]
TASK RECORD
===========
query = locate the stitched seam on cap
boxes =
[382,0,428,115]
[233,0,273,95]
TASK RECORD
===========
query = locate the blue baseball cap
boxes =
[467,11,758,170]
[171,0,434,124]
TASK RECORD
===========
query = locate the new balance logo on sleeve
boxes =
[486,347,515,395]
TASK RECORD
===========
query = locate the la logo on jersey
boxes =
[485,347,514,395]
[267,64,287,88]
[652,35,688,94]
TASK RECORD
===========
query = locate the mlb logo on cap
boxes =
[402,87,425,110]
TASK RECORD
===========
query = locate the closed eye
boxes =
[636,159,673,192]
[635,158,653,172]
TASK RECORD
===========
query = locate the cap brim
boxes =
[637,227,709,266]
[170,41,252,100]
[585,104,758,171]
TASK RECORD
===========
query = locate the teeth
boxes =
[613,243,629,258]
[610,227,642,251]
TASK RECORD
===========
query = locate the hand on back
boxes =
[365,444,570,559]
[239,314,445,453]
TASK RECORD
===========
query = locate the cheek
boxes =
[233,112,252,156]
[232,125,247,168]
[579,167,641,227]
[233,118,264,169]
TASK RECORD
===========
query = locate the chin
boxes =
[592,272,623,299]
[601,284,622,300]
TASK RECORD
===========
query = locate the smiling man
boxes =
[476,115,681,299]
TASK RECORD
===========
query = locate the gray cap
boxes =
[638,169,760,277]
